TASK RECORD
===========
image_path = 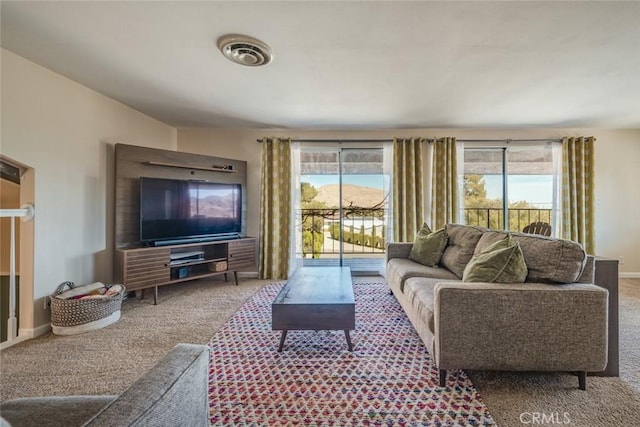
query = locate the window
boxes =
[462,143,559,235]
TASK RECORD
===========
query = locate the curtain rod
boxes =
[461,138,563,143]
[256,138,394,143]
[256,137,563,144]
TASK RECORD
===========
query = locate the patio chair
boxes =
[522,221,552,236]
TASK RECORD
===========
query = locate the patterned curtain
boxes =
[393,137,424,242]
[430,137,459,230]
[259,137,291,279]
[562,136,596,253]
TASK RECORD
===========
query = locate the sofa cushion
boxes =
[475,230,586,284]
[404,277,459,335]
[386,258,459,293]
[440,224,486,278]
[463,235,528,283]
[408,224,448,268]
[404,278,436,335]
[474,230,510,255]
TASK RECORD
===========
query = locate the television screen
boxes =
[140,177,242,243]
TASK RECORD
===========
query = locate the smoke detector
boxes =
[218,34,273,67]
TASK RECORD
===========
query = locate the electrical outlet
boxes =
[619,256,625,265]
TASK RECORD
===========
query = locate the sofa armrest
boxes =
[85,343,210,426]
[0,344,210,427]
[576,255,595,283]
[0,396,116,427]
[433,282,608,372]
[386,242,413,262]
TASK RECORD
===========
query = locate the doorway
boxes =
[296,147,389,274]
[0,156,35,348]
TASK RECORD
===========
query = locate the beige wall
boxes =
[177,128,640,275]
[1,49,177,332]
[592,129,640,274]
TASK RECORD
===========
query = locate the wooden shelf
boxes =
[144,161,236,173]
[167,270,229,285]
[167,257,227,267]
[116,237,256,305]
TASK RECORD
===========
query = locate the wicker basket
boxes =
[50,282,125,335]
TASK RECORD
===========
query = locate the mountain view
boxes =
[314,184,385,208]
[191,194,238,218]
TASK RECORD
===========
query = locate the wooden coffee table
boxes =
[272,267,355,352]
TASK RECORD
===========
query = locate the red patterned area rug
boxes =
[208,282,496,426]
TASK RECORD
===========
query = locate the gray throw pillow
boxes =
[409,224,448,268]
[462,234,528,283]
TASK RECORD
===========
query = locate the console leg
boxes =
[139,289,145,300]
[277,330,288,352]
[578,371,587,390]
[439,369,447,387]
[344,330,354,351]
[153,286,158,305]
[233,271,239,286]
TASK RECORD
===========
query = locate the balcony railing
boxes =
[463,207,552,232]
[299,207,387,257]
[299,206,552,258]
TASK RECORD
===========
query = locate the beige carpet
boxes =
[1,276,640,427]
[461,277,640,427]
[1,277,269,399]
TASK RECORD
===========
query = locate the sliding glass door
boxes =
[296,147,389,273]
[462,144,558,234]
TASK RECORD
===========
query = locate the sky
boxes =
[485,175,553,208]
[302,174,385,189]
[303,174,552,208]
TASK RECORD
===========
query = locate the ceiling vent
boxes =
[218,35,273,67]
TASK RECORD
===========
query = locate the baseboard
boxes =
[235,271,385,279]
[0,334,29,350]
[620,272,640,279]
[21,322,52,338]
[352,270,385,277]
[237,271,259,279]
[0,323,50,350]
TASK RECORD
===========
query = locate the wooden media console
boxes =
[116,237,256,304]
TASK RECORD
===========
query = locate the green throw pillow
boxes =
[408,224,448,268]
[462,234,528,283]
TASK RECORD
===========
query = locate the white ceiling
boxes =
[2,1,640,129]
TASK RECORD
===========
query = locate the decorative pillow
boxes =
[462,234,528,283]
[440,224,485,278]
[408,223,448,268]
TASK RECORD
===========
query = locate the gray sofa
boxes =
[386,223,609,390]
[0,344,209,426]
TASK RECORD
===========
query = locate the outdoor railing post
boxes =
[462,207,550,232]
[299,207,387,257]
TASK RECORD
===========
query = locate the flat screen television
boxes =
[140,177,242,245]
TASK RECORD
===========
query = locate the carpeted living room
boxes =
[2,277,640,426]
[1,2,640,427]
